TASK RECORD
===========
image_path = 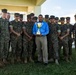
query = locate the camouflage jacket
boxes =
[0,18,10,40]
[10,20,23,38]
[60,24,69,40]
[66,24,73,40]
[24,21,34,36]
[48,23,60,41]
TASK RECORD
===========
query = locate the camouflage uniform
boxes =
[74,23,76,50]
[48,23,60,60]
[10,20,22,59]
[0,18,10,59]
[66,24,73,57]
[59,24,69,60]
[22,21,34,59]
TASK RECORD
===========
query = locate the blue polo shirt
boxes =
[33,21,49,36]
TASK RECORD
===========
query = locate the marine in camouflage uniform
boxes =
[32,17,37,60]
[59,17,69,62]
[18,14,25,60]
[74,15,76,50]
[44,15,50,59]
[10,13,23,63]
[44,15,49,23]
[55,17,61,59]
[66,17,73,60]
[0,9,10,66]
[48,16,61,65]
[22,15,34,63]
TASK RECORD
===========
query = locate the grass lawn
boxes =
[0,49,76,75]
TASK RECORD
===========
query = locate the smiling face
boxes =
[61,20,65,25]
[66,19,70,24]
[38,15,43,22]
[55,19,59,24]
[6,13,10,20]
[49,18,55,24]
[14,16,19,21]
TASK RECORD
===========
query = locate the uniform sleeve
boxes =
[22,22,26,29]
[71,25,73,32]
[73,24,75,30]
[67,25,70,32]
[9,21,13,28]
[57,24,61,33]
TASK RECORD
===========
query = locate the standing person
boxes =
[44,15,49,58]
[19,14,23,22]
[6,13,10,21]
[0,9,10,67]
[74,15,76,50]
[10,13,23,63]
[66,17,73,60]
[48,16,60,65]
[22,14,34,63]
[18,14,25,61]
[30,13,35,22]
[32,17,38,60]
[6,12,11,60]
[32,16,38,23]
[33,14,49,65]
[55,17,61,30]
[44,15,49,23]
[59,17,69,62]
[55,17,61,59]
[55,17,59,24]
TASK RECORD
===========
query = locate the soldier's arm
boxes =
[56,24,61,37]
[57,30,61,37]
[10,25,20,37]
[73,25,75,39]
[22,27,32,39]
[62,29,69,39]
[71,25,74,39]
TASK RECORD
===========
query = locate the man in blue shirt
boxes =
[33,14,49,65]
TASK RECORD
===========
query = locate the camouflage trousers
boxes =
[11,36,22,59]
[68,39,73,56]
[48,38,59,59]
[59,39,69,58]
[63,39,73,56]
[0,39,9,59]
[22,38,33,59]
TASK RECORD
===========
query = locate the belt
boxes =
[36,35,46,37]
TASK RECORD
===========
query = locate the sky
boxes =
[41,0,76,23]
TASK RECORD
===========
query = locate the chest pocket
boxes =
[26,23,33,34]
[1,20,9,32]
[51,25,57,34]
[61,25,67,35]
[13,22,22,33]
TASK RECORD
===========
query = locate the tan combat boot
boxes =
[3,59,9,65]
[55,59,59,65]
[29,57,34,63]
[0,59,5,68]
[24,58,27,64]
[65,57,69,62]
